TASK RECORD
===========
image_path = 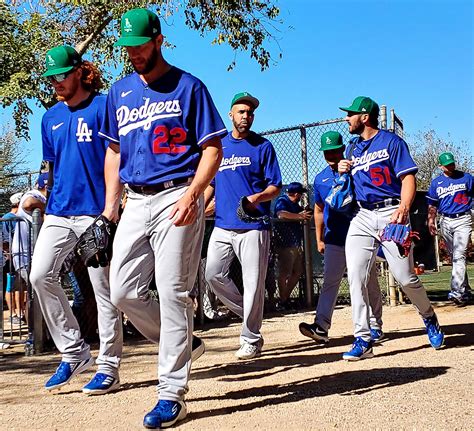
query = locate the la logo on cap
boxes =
[47,54,55,66]
[124,17,133,32]
[326,136,332,144]
[361,108,367,111]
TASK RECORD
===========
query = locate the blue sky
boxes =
[2,0,473,171]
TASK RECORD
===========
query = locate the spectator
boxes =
[273,182,312,310]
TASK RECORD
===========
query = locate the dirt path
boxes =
[1,302,473,430]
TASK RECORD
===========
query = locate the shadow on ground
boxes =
[186,366,449,422]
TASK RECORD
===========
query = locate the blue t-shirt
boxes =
[99,67,226,186]
[1,212,17,243]
[273,194,304,247]
[314,166,353,247]
[426,171,473,215]
[349,130,418,204]
[41,92,108,216]
[214,131,282,230]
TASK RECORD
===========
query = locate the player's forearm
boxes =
[399,174,416,211]
[314,211,324,244]
[185,138,223,202]
[103,145,123,217]
[277,210,302,221]
[250,185,282,204]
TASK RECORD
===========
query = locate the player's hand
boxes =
[204,197,215,217]
[428,221,437,236]
[338,159,353,174]
[390,204,409,224]
[102,205,120,223]
[317,241,325,254]
[169,193,198,226]
[299,210,312,221]
[245,194,259,211]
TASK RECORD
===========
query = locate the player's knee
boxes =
[29,263,49,292]
[396,273,421,290]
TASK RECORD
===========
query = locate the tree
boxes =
[408,129,473,190]
[0,125,30,195]
[0,0,282,140]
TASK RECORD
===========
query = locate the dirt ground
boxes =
[1,302,473,430]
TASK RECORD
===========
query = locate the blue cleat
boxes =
[143,400,187,429]
[45,357,94,390]
[82,372,120,395]
[370,328,387,344]
[423,314,444,349]
[343,337,374,361]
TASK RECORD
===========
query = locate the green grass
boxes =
[420,264,473,301]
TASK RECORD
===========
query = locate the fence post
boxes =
[380,105,387,130]
[300,127,313,307]
[388,271,397,306]
[31,208,44,353]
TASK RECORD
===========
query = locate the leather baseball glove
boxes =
[236,196,270,224]
[75,215,116,268]
[380,223,420,257]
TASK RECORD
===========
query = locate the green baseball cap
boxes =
[115,8,161,47]
[42,45,81,77]
[320,131,344,151]
[339,96,379,115]
[230,92,260,109]
[438,152,455,166]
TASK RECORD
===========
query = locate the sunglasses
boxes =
[48,68,75,83]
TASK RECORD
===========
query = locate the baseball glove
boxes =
[75,215,116,268]
[237,196,270,224]
[380,223,420,257]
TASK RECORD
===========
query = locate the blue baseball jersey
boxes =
[214,131,282,230]
[273,194,304,247]
[41,92,108,216]
[314,166,353,246]
[426,171,473,215]
[349,130,418,204]
[99,67,226,186]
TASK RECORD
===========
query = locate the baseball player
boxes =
[337,96,444,360]
[299,131,384,344]
[29,45,123,394]
[99,8,226,429]
[427,152,473,305]
[273,182,312,310]
[205,92,282,360]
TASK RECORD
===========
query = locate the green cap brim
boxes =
[339,105,362,113]
[114,36,152,47]
[42,65,75,77]
[440,160,455,166]
[319,144,345,151]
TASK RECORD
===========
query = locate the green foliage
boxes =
[0,0,282,141]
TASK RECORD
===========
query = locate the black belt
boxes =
[128,177,192,195]
[358,198,400,210]
[440,210,471,219]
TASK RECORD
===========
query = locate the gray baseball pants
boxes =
[345,206,434,342]
[109,186,204,402]
[205,227,270,345]
[439,213,472,298]
[315,243,383,332]
[30,214,122,378]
